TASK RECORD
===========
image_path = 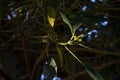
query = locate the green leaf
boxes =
[49,57,57,73]
[73,22,82,33]
[84,65,104,80]
[56,45,64,67]
[60,12,72,33]
[47,7,56,27]
[48,16,55,27]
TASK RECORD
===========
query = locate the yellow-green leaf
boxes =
[48,15,55,27]
[60,12,72,33]
[47,7,56,27]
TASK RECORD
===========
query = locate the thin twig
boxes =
[50,47,120,56]
[21,32,32,74]
[30,45,46,80]
[0,34,20,47]
[73,48,120,56]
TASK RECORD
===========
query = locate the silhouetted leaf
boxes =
[42,57,57,80]
[60,12,72,33]
[84,65,104,80]
[56,45,64,67]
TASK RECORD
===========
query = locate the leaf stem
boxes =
[64,46,84,65]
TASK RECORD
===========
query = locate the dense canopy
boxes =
[0,0,120,80]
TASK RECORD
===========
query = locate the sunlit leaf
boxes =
[47,7,56,27]
[60,12,72,33]
[48,16,55,27]
[84,65,104,80]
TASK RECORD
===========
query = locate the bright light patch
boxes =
[84,28,88,31]
[40,73,49,80]
[101,21,108,26]
[53,76,61,80]
[87,30,98,40]
[95,23,98,26]
[40,74,61,80]
[88,30,98,35]
[40,74,45,80]
[82,5,87,11]
[7,15,11,20]
[79,28,88,32]
[11,11,17,18]
[91,0,96,3]
[24,11,29,22]
[104,16,107,19]
[94,34,98,38]
[26,12,29,19]
[79,28,83,32]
